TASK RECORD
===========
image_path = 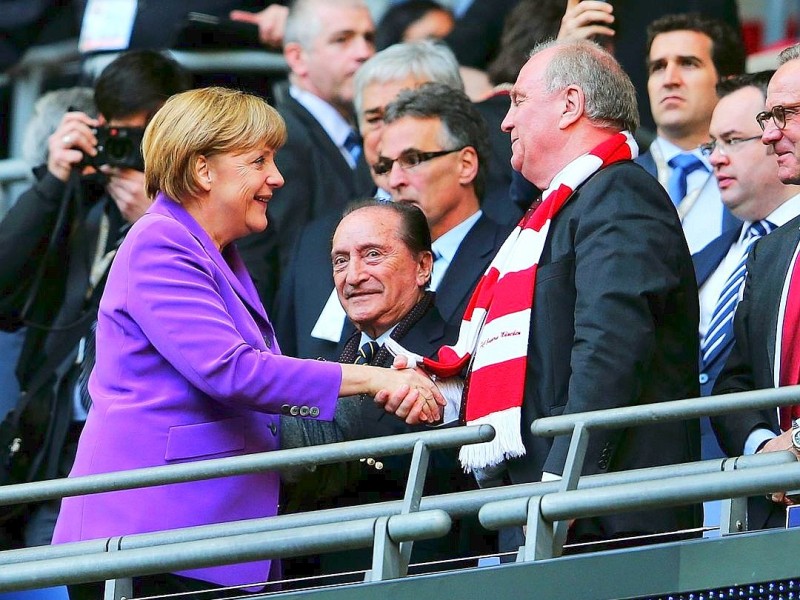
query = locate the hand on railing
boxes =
[757,429,800,505]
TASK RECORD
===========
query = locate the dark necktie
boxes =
[780,246,800,430]
[344,130,362,167]
[354,340,379,365]
[667,152,706,206]
[76,321,97,413]
[701,221,774,376]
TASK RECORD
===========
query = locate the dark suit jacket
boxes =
[273,212,513,360]
[711,216,800,529]
[237,94,374,312]
[506,160,702,538]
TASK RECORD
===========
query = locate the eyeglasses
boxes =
[372,147,466,176]
[699,135,762,157]
[756,102,800,131]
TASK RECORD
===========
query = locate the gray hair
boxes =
[531,39,639,133]
[354,39,463,117]
[284,0,368,48]
[778,43,800,66]
[22,87,96,167]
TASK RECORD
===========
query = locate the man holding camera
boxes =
[0,50,191,549]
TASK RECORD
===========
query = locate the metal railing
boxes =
[1,387,799,598]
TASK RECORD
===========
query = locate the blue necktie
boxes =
[344,130,362,167]
[667,152,706,206]
[701,220,774,374]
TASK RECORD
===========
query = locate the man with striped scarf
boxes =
[381,39,702,547]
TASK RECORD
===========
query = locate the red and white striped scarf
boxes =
[422,132,638,472]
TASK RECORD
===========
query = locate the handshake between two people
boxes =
[372,340,462,427]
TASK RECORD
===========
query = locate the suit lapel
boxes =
[767,225,800,374]
[692,226,742,287]
[437,216,503,322]
[280,97,369,197]
[154,197,271,329]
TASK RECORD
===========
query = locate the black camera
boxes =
[82,126,145,171]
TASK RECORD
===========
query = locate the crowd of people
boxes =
[3,0,800,596]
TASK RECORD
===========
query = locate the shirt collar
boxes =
[431,210,482,264]
[289,85,353,147]
[358,325,397,348]
[742,192,800,240]
[655,136,711,170]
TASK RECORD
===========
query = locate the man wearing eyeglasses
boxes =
[374,82,510,338]
[711,44,800,530]
[689,71,800,532]
[636,13,745,254]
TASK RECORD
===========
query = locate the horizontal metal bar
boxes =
[0,510,450,592]
[475,451,796,530]
[532,385,800,437]
[3,452,790,568]
[0,159,31,182]
[479,461,800,529]
[167,49,288,74]
[0,425,494,507]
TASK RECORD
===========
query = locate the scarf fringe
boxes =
[458,407,526,472]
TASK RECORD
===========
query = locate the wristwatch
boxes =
[791,422,800,451]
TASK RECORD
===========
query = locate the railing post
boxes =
[103,537,132,600]
[719,458,748,535]
[552,421,589,556]
[368,516,401,582]
[519,496,553,562]
[398,440,431,572]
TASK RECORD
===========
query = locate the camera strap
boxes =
[20,170,83,324]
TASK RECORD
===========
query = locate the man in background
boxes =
[636,13,745,253]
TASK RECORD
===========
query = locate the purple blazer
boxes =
[52,194,342,588]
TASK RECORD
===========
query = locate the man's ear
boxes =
[283,42,308,78]
[417,250,434,287]
[457,146,479,187]
[559,84,585,130]
[195,155,212,192]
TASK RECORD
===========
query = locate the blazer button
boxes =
[263,335,272,349]
[281,404,291,414]
[699,373,709,385]
[309,407,320,418]
[289,406,300,416]
[598,459,608,469]
[299,406,310,417]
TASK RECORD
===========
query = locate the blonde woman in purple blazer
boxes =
[52,87,443,595]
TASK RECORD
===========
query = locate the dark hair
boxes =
[486,0,563,86]
[94,50,193,122]
[342,198,432,255]
[383,81,489,199]
[375,0,453,51]
[715,70,775,99]
[646,13,745,79]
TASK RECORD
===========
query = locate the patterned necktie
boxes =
[344,129,362,167]
[701,221,774,375]
[667,152,707,206]
[354,340,379,365]
[76,321,98,413]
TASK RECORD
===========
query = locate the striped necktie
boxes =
[354,340,379,365]
[344,130,362,167]
[701,220,774,374]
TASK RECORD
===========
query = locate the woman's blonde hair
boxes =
[142,86,287,202]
